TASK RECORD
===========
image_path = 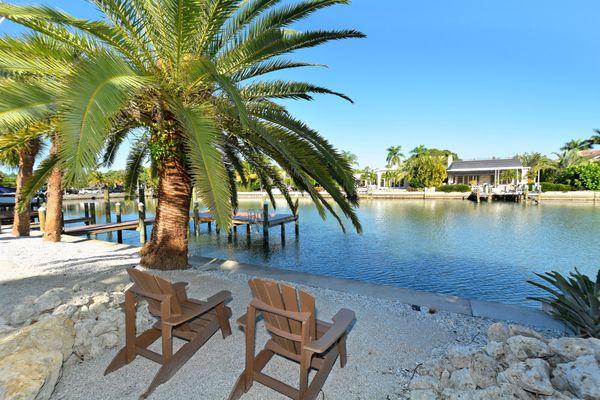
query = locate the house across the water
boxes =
[446,156,530,187]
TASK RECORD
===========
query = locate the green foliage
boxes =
[558,162,600,190]
[385,145,403,168]
[499,169,517,182]
[0,171,16,187]
[560,138,593,152]
[540,182,572,192]
[437,184,470,193]
[0,0,365,234]
[528,269,600,338]
[405,154,447,188]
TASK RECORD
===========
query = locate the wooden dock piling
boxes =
[138,202,146,244]
[38,207,46,232]
[262,201,269,244]
[89,202,97,225]
[115,202,123,244]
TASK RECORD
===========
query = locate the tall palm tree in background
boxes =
[0,0,364,269]
[518,152,555,183]
[385,145,403,168]
[560,138,593,152]
[0,35,80,242]
[554,149,586,169]
[0,130,42,236]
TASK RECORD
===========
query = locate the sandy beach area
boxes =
[0,232,533,399]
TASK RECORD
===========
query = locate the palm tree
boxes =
[0,35,80,242]
[0,0,364,269]
[385,145,403,168]
[518,152,555,183]
[554,149,586,169]
[560,138,593,152]
[0,130,42,236]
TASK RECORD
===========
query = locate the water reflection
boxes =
[62,198,600,306]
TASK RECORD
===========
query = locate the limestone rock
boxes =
[498,358,553,396]
[33,288,65,313]
[469,353,499,388]
[0,317,74,400]
[446,346,478,370]
[487,323,509,343]
[506,336,551,360]
[418,359,444,379]
[485,341,505,360]
[508,325,544,341]
[9,305,33,326]
[410,389,438,400]
[548,337,600,362]
[449,369,476,390]
[52,304,77,318]
[552,354,600,399]
[410,375,439,391]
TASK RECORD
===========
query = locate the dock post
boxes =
[103,186,111,223]
[294,205,299,237]
[193,202,199,236]
[281,223,285,245]
[227,228,233,243]
[246,224,251,239]
[476,188,481,203]
[84,203,90,225]
[38,207,46,232]
[115,202,123,244]
[262,201,269,244]
[207,221,212,232]
[89,202,97,225]
[138,202,146,244]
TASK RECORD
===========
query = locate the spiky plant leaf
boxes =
[528,269,600,338]
[16,153,59,212]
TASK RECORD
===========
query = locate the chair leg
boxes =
[143,318,221,398]
[228,372,248,400]
[162,323,173,364]
[216,303,232,338]
[104,328,161,375]
[338,334,348,368]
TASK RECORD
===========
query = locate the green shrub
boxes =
[437,184,471,192]
[558,162,600,190]
[540,182,572,192]
[528,269,599,338]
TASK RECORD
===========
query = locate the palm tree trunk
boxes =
[140,157,192,270]
[43,137,63,242]
[12,145,38,237]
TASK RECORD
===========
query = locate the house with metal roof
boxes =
[446,156,530,187]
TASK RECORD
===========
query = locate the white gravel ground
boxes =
[0,232,496,399]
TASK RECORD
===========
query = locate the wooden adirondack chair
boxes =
[105,268,232,398]
[228,278,355,400]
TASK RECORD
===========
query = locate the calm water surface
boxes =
[63,198,600,306]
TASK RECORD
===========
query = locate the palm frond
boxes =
[0,79,57,132]
[16,153,59,212]
[241,80,353,102]
[172,100,232,230]
[123,133,149,195]
[59,51,148,184]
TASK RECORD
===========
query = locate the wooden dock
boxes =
[468,190,540,204]
[63,218,154,236]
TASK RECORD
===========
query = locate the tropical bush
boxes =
[437,184,470,192]
[528,269,599,338]
[540,182,572,192]
[558,162,600,190]
[406,154,447,188]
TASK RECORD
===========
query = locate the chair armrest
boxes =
[163,290,232,326]
[172,282,189,302]
[187,290,232,309]
[128,285,170,302]
[304,308,355,354]
[236,311,263,328]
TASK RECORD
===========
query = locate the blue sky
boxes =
[1,0,599,170]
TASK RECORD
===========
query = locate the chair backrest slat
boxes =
[249,278,316,356]
[126,269,183,316]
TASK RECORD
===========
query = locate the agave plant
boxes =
[0,0,364,269]
[528,269,600,338]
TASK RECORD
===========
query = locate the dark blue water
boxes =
[63,198,600,306]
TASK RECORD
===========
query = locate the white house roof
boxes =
[447,158,524,172]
